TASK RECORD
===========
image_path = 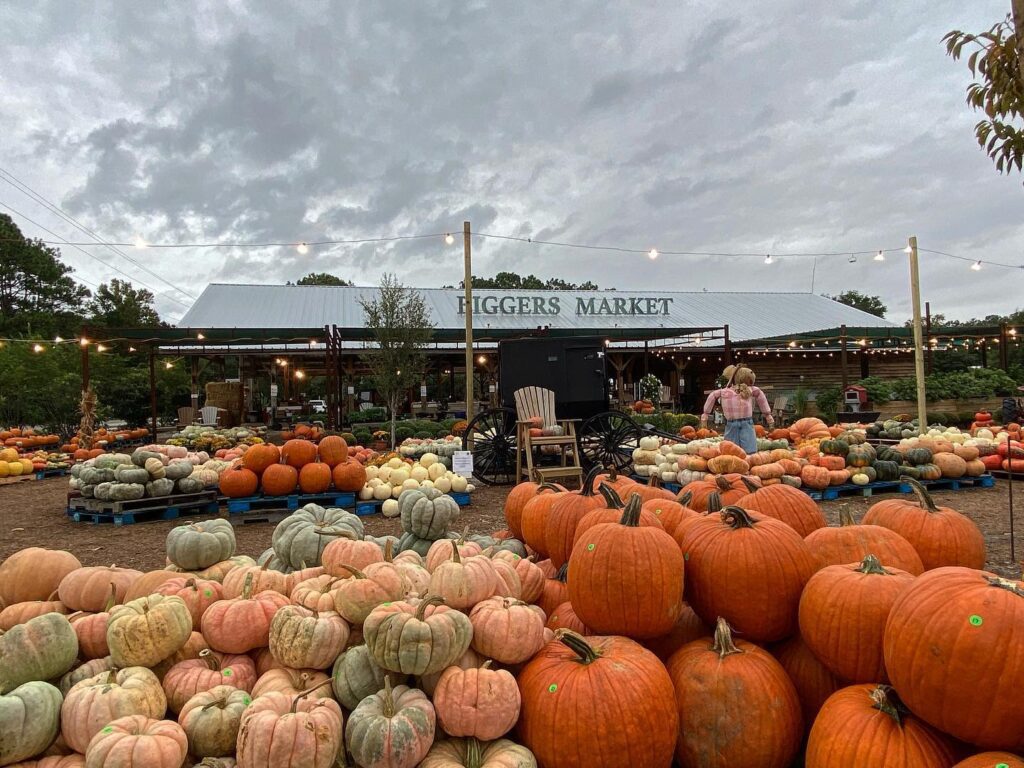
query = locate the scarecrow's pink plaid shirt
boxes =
[701,387,773,423]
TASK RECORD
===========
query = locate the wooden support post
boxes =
[190,357,199,411]
[1000,323,1010,371]
[237,354,246,425]
[463,221,474,423]
[908,236,928,433]
[723,325,732,365]
[840,324,849,389]
[860,349,869,379]
[981,339,989,368]
[925,303,933,374]
[149,347,158,439]
[643,340,649,377]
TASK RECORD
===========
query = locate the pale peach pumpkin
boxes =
[61,667,167,753]
[58,565,143,612]
[162,649,257,713]
[469,597,546,664]
[201,574,289,654]
[268,606,350,670]
[154,577,223,631]
[433,660,521,740]
[82,714,188,768]
[236,690,343,768]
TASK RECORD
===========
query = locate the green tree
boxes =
[359,274,434,445]
[0,214,90,338]
[88,279,163,327]
[828,290,888,318]
[944,10,1024,178]
[446,272,599,290]
[288,273,353,286]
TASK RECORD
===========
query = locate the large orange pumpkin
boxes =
[571,484,664,551]
[0,547,81,604]
[804,508,925,575]
[544,468,607,568]
[640,490,699,539]
[953,755,1024,768]
[680,473,758,512]
[241,443,280,475]
[331,459,366,492]
[518,631,678,768]
[883,567,1024,752]
[668,618,802,768]
[504,480,544,540]
[772,634,840,729]
[799,555,915,684]
[298,462,332,494]
[281,439,317,469]
[678,505,816,643]
[863,477,986,570]
[567,493,684,639]
[519,484,564,557]
[317,435,349,467]
[219,467,259,498]
[733,483,826,537]
[806,685,958,767]
[261,464,298,496]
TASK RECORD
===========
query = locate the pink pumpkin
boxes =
[468,596,546,664]
[433,660,521,740]
[236,690,343,768]
[201,574,289,654]
[83,715,187,768]
[155,576,223,631]
[162,648,256,713]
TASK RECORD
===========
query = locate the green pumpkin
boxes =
[820,439,850,457]
[0,681,62,764]
[874,446,904,464]
[332,644,398,710]
[146,478,174,497]
[93,453,130,470]
[0,613,78,693]
[163,460,194,481]
[872,460,902,482]
[846,445,876,468]
[904,447,934,466]
[175,475,205,494]
[80,466,115,485]
[858,465,878,482]
[167,519,237,570]
[271,504,365,569]
[900,465,922,481]
[398,487,461,540]
[109,482,145,501]
[398,531,444,557]
[346,679,436,768]
[131,448,163,467]
[916,463,942,481]
[114,465,150,484]
[866,423,882,437]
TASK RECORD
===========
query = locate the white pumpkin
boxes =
[433,476,452,494]
[410,466,428,482]
[365,466,379,481]
[419,453,438,468]
[401,478,419,492]
[367,477,383,488]
[639,435,660,451]
[661,470,678,482]
[391,484,403,499]
[670,443,687,455]
[420,480,435,490]
[377,466,392,483]
[382,499,399,518]
[390,468,410,486]
[358,486,374,500]
[465,484,475,493]
[427,463,447,481]
[450,475,468,493]
[372,483,393,500]
[387,457,405,469]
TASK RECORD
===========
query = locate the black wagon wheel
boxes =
[464,407,518,486]
[578,410,643,473]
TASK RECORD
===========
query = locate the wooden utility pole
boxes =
[463,221,474,422]
[908,236,928,433]
[840,325,849,389]
[149,347,158,439]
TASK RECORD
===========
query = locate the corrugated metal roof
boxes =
[178,284,894,343]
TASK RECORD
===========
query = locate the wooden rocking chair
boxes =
[513,386,582,487]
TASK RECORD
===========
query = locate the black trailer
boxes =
[464,336,646,485]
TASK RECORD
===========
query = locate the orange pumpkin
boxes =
[261,464,298,496]
[242,444,280,475]
[317,435,349,467]
[281,439,317,468]
[331,459,367,492]
[219,467,259,498]
[298,462,332,494]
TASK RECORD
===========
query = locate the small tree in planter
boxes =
[639,374,662,409]
[360,274,434,448]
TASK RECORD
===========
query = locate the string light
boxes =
[79,337,89,346]
[128,346,136,352]
[848,255,857,263]
[444,233,455,245]
[764,254,773,264]
[904,245,913,254]
[971,260,982,271]
[164,361,173,369]
[648,248,659,260]
[296,242,309,255]
[133,237,147,249]
[54,335,63,343]
[96,344,107,352]
[295,370,305,380]
[196,333,205,340]
[874,250,885,262]
[32,343,44,353]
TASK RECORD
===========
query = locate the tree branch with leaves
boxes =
[359,274,434,446]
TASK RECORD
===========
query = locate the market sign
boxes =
[457,295,674,317]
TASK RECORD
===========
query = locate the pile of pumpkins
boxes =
[1,427,62,450]
[397,435,463,460]
[360,454,474,512]
[2,469,1019,767]
[165,426,268,453]
[0,447,37,479]
[69,448,230,502]
[218,436,368,499]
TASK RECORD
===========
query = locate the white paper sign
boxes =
[452,451,474,477]
[270,384,278,397]
[347,386,355,395]
[420,385,427,398]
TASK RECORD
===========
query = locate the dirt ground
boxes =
[0,477,1020,578]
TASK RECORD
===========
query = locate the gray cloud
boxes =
[0,0,1019,323]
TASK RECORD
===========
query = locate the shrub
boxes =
[349,407,387,424]
[340,432,356,445]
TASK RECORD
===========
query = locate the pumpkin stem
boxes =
[869,685,907,726]
[336,564,366,580]
[554,563,568,584]
[106,668,119,685]
[606,465,618,481]
[415,594,446,620]
[706,492,724,514]
[714,475,733,492]
[383,539,394,562]
[579,465,602,497]
[676,489,694,507]
[837,508,857,527]
[740,476,760,494]
[598,482,624,510]
[618,493,643,527]
[711,617,744,658]
[647,473,662,489]
[104,583,117,612]
[537,482,562,495]
[855,554,890,576]
[901,477,940,513]
[381,675,396,717]
[480,660,493,670]
[199,648,220,671]
[465,737,483,768]
[451,545,462,564]
[720,505,757,529]
[986,576,1024,598]
[555,629,600,664]
[289,677,333,713]
[457,526,470,544]
[241,572,254,600]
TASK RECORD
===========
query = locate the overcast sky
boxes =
[1,1,1021,324]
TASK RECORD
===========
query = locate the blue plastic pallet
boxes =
[224,491,356,514]
[34,468,69,480]
[67,499,219,525]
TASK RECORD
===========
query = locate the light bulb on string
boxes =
[32,343,44,353]
[96,344,106,352]
[129,346,136,352]
[296,242,309,254]
[134,237,147,249]
[79,337,89,347]
[764,254,773,264]
[904,245,913,254]
[874,250,885,262]
[648,248,659,260]
[444,233,455,245]
[971,261,982,271]
[164,361,173,369]
[848,255,857,263]
[54,336,63,343]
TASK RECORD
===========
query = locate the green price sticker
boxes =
[101,726,114,734]
[969,614,983,627]
[204,589,213,597]
[548,683,558,693]
[223,669,233,676]
[587,543,595,552]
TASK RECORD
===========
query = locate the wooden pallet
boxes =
[229,510,294,525]
[73,490,219,515]
[907,475,996,492]
[34,467,69,479]
[0,475,33,486]
[222,491,356,515]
